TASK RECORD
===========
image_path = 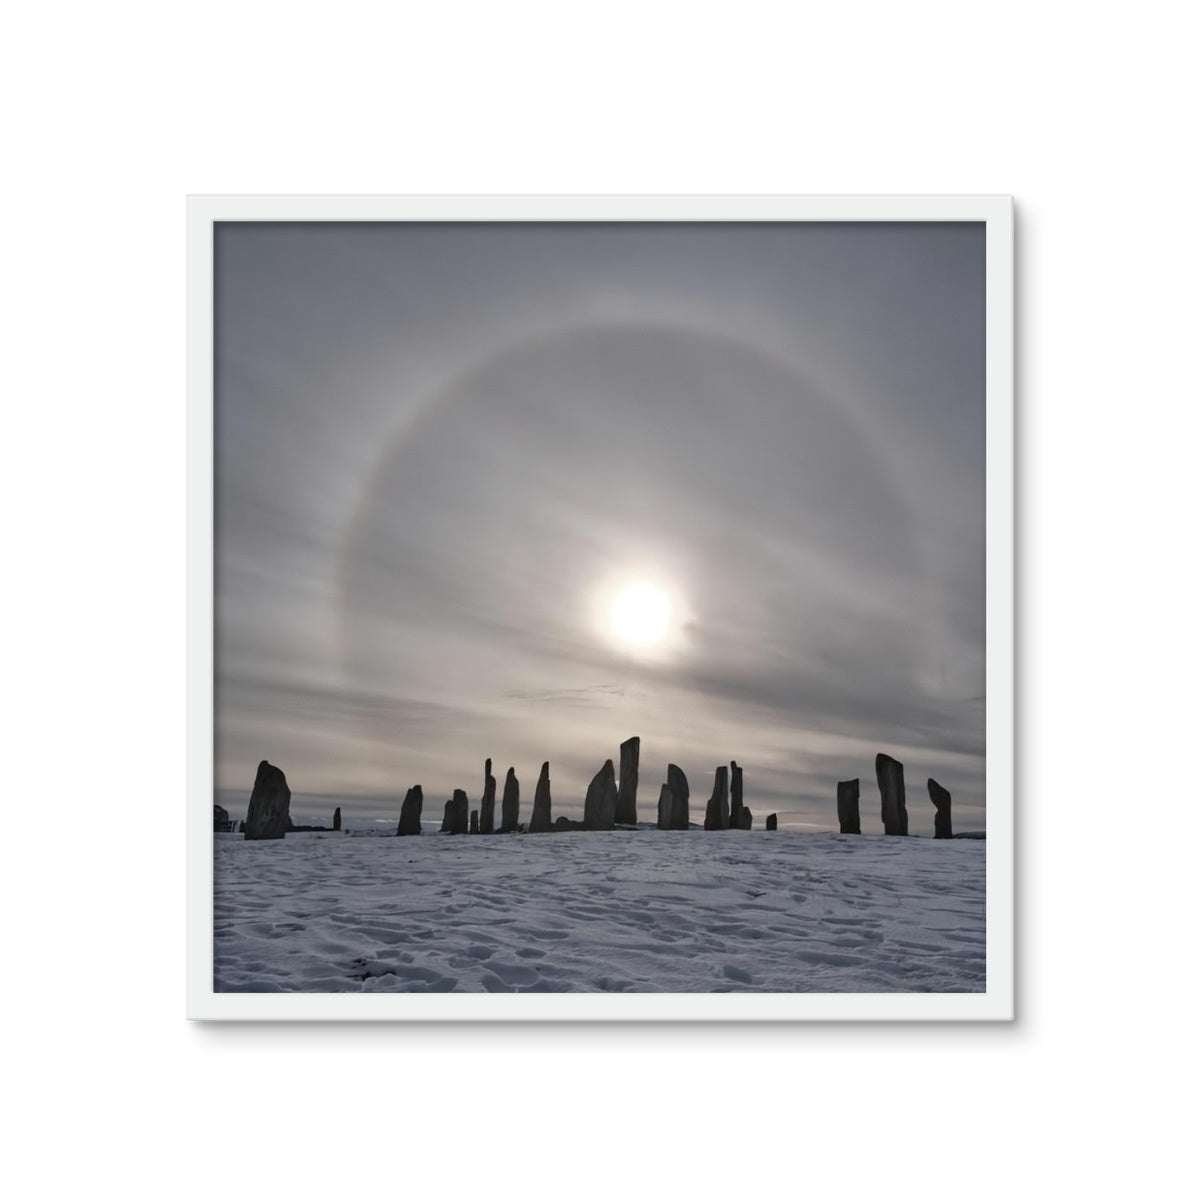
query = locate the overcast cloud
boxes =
[214,221,985,831]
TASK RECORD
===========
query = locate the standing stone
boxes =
[244,760,291,840]
[616,736,640,825]
[530,761,552,832]
[501,767,520,832]
[442,789,469,834]
[837,779,861,835]
[397,785,423,835]
[667,763,690,830]
[583,759,618,830]
[479,758,497,834]
[766,813,778,831]
[729,761,744,828]
[928,778,953,839]
[704,765,730,830]
[332,806,342,832]
[737,806,752,831]
[213,804,230,833]
[875,754,908,836]
[656,784,675,830]
[469,809,478,834]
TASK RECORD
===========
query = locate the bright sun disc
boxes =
[608,581,672,647]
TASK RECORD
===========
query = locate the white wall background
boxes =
[3,3,1194,1197]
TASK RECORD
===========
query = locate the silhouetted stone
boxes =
[480,759,496,834]
[583,759,618,830]
[442,789,469,835]
[656,784,674,830]
[470,809,479,834]
[666,764,690,830]
[397,785,423,835]
[875,754,908,836]
[244,760,291,840]
[729,761,744,828]
[837,779,861,835]
[766,813,778,831]
[737,806,752,831]
[501,767,520,832]
[214,804,231,833]
[928,778,953,839]
[530,762,552,832]
[616,736,639,825]
[332,806,341,832]
[704,765,730,830]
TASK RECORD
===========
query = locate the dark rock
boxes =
[480,758,497,834]
[397,785,423,836]
[442,789,469,835]
[332,806,341,832]
[704,765,730,830]
[616,736,639,825]
[837,778,861,835]
[666,763,690,830]
[766,813,778,831]
[553,815,583,832]
[656,784,674,830]
[244,760,291,840]
[737,806,752,831]
[729,761,744,828]
[928,778,953,839]
[583,759,618,830]
[501,767,520,832]
[470,809,479,834]
[530,761,552,832]
[213,804,232,833]
[875,754,908,835]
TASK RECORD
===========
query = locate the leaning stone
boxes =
[667,764,690,830]
[875,754,908,835]
[530,761,553,832]
[244,760,291,840]
[729,761,744,828]
[583,759,618,830]
[332,806,342,832]
[442,789,469,835]
[397,785,423,835]
[469,809,479,834]
[704,766,730,830]
[837,779,861,835]
[616,736,640,825]
[480,758,497,834]
[766,813,778,831]
[928,778,953,839]
[501,767,520,832]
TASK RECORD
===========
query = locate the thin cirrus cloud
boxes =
[214,221,985,832]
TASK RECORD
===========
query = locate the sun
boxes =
[607,580,672,648]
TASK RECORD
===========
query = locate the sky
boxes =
[214,221,986,833]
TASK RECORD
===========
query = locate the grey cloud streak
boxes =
[215,222,985,832]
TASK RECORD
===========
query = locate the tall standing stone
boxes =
[583,760,618,831]
[737,806,752,831]
[332,806,342,832]
[397,785,423,835]
[667,763,690,830]
[875,754,908,836]
[657,783,675,830]
[704,765,730,830]
[442,789,469,835]
[530,761,552,832]
[470,809,479,834]
[837,779,861,835]
[616,736,640,825]
[766,813,778,831]
[928,778,953,839]
[244,760,291,840]
[479,758,497,834]
[501,767,520,832]
[729,761,744,828]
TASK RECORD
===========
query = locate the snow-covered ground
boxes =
[213,828,985,993]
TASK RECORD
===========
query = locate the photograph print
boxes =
[195,197,1012,1016]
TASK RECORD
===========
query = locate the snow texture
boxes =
[213,829,985,993]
